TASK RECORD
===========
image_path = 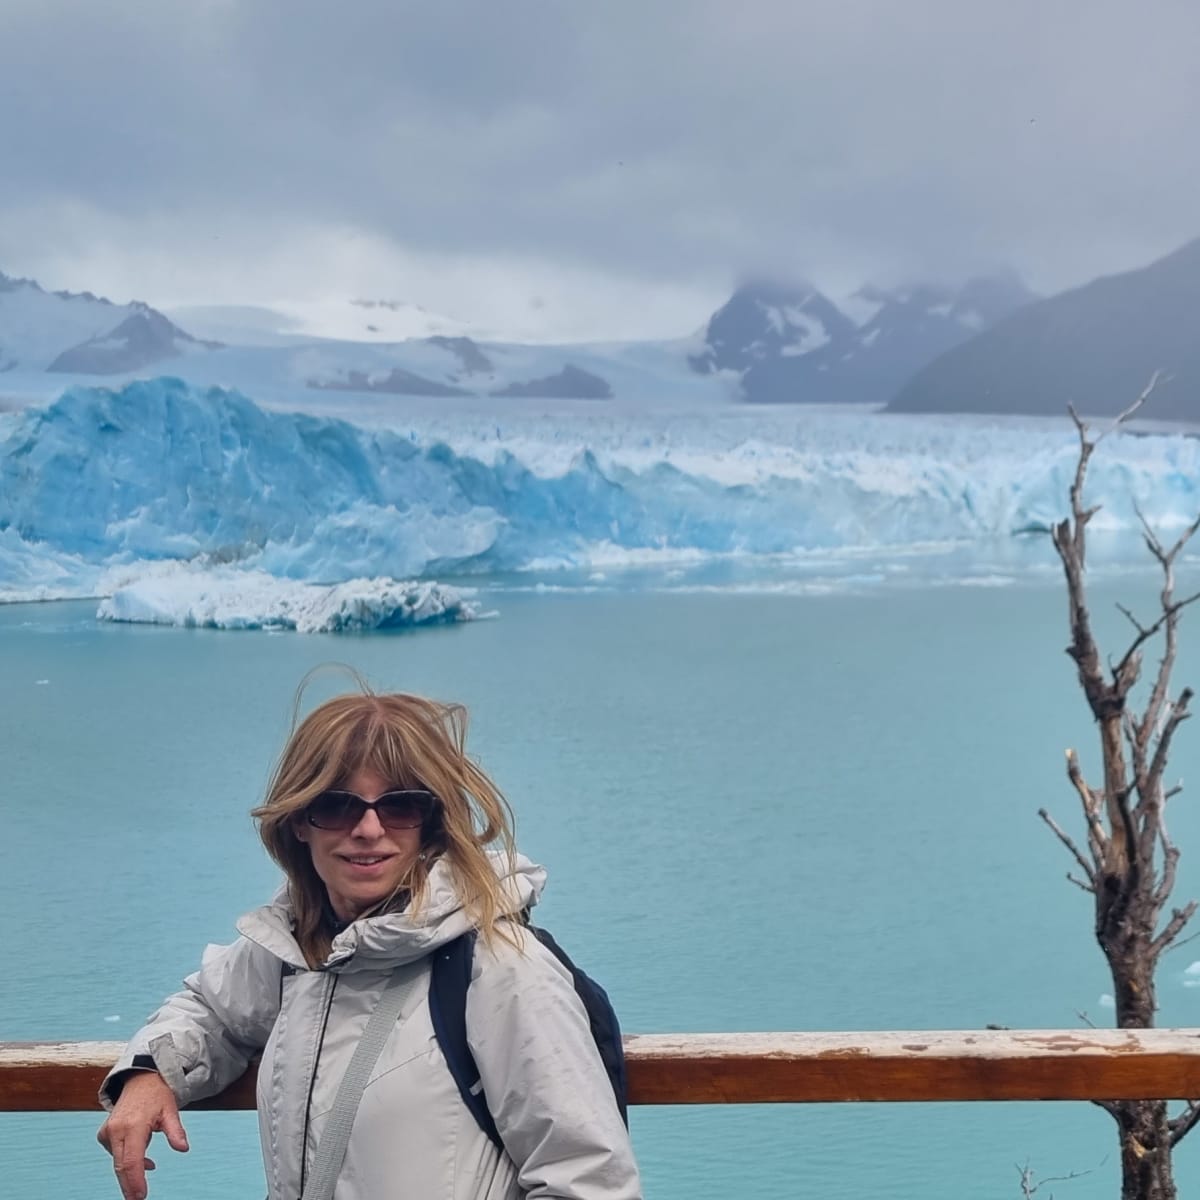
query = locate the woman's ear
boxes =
[291,817,309,844]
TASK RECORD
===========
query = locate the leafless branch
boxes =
[1074,1008,1098,1029]
[1155,819,1181,907]
[1114,591,1200,675]
[1131,495,1200,767]
[1015,1158,1099,1198]
[1170,1100,1200,1147]
[1151,901,1199,958]
[1111,593,1200,700]
[1147,691,1195,801]
[1064,750,1106,848]
[1040,806,1097,883]
[1100,372,1163,439]
[1116,602,1146,635]
[1164,927,1200,954]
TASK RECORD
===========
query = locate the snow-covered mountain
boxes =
[0,263,1034,407]
[690,275,1036,404]
[0,271,218,374]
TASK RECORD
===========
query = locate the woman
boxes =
[97,689,641,1200]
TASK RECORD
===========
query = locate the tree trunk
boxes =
[1115,1100,1175,1200]
[1102,900,1174,1199]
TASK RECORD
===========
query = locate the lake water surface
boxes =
[5,574,1200,1198]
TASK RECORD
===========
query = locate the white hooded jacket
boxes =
[101,854,642,1200]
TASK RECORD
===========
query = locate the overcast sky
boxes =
[1,0,1198,340]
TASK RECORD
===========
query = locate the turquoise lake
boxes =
[4,569,1200,1198]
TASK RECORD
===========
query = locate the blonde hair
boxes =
[253,684,517,967]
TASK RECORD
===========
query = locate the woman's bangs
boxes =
[337,715,426,791]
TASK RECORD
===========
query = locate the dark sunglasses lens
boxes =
[307,793,358,830]
[376,792,430,828]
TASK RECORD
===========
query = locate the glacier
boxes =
[2,376,1200,603]
[96,568,479,633]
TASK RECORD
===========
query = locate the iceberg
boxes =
[2,376,1200,601]
[96,569,480,633]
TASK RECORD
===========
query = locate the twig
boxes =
[1040,805,1097,882]
[1151,900,1199,958]
[1170,1100,1200,1147]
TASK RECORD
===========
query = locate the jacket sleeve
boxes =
[99,936,282,1110]
[466,931,642,1200]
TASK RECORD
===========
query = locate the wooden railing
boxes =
[5,1029,1200,1112]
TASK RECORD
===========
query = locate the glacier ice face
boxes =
[96,568,479,633]
[2,376,1200,601]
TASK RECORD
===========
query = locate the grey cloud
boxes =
[2,0,1199,318]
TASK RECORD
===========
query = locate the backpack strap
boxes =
[428,931,504,1151]
[301,963,423,1200]
[526,926,628,1125]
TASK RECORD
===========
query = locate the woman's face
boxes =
[294,767,425,922]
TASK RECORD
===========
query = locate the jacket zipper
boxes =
[298,972,339,1199]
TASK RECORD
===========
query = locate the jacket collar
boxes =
[236,851,546,971]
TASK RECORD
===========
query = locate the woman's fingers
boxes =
[98,1073,188,1199]
[159,1106,190,1153]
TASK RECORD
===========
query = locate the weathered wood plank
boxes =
[4,1030,1200,1113]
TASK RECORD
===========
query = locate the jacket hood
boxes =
[236,850,546,971]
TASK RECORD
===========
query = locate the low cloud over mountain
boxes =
[690,275,1036,405]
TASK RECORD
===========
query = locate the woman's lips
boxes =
[339,854,395,873]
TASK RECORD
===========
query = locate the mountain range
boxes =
[0,266,1037,409]
[3,241,1198,419]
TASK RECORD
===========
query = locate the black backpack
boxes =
[428,925,629,1150]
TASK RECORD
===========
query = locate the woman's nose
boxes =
[350,805,387,837]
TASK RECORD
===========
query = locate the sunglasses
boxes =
[304,789,437,832]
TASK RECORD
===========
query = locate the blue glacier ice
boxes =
[96,569,479,633]
[2,376,1199,600]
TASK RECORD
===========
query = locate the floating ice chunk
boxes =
[103,1015,120,1023]
[35,679,49,685]
[97,568,480,634]
[1099,993,1116,1009]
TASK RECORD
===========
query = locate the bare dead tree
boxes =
[1041,375,1200,1200]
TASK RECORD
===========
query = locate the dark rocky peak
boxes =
[691,281,856,374]
[47,307,219,374]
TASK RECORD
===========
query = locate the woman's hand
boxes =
[97,1072,190,1200]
